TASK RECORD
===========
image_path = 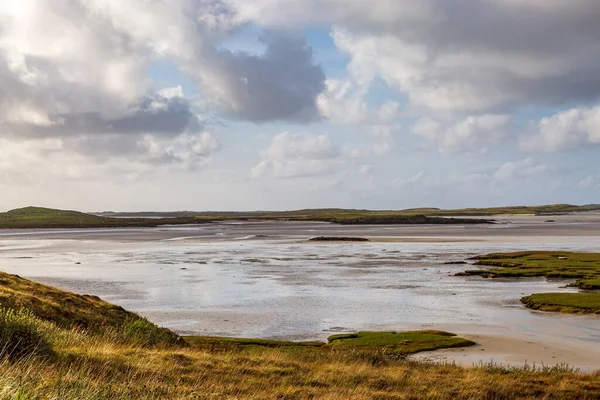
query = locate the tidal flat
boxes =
[0,213,599,369]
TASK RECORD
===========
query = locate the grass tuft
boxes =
[0,307,54,361]
[122,318,186,348]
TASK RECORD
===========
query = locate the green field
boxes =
[1,272,599,399]
[459,251,600,314]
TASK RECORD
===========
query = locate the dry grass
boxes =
[2,332,600,400]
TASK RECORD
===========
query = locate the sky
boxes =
[1,0,600,212]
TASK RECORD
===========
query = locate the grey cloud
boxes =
[1,89,202,138]
[196,34,326,122]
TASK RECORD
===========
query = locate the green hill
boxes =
[0,206,202,229]
[0,206,110,228]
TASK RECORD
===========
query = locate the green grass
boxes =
[458,251,600,314]
[326,330,476,354]
[521,293,600,314]
[186,330,475,355]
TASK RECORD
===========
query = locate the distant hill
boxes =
[0,206,202,229]
[0,207,109,228]
[97,203,600,220]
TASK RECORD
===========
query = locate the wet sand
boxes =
[0,214,599,369]
[418,334,600,371]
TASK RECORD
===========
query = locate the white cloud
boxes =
[345,126,395,157]
[317,78,399,124]
[413,114,510,153]
[251,132,341,178]
[392,171,425,187]
[493,158,555,180]
[520,106,600,152]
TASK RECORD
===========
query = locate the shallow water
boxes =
[0,219,599,368]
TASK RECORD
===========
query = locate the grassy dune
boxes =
[1,273,600,398]
[458,251,600,314]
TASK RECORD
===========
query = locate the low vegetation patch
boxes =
[458,251,600,290]
[327,330,475,354]
[309,236,370,242]
[521,293,600,314]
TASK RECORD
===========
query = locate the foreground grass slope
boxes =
[459,251,600,314]
[0,271,183,344]
[1,273,599,399]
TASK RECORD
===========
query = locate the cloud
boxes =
[493,158,556,180]
[345,126,394,157]
[251,132,341,178]
[520,106,600,152]
[413,114,510,153]
[317,79,399,124]
[193,34,326,123]
[392,171,425,187]
[0,1,326,150]
[225,0,600,112]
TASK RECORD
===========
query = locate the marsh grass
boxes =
[458,251,600,314]
[521,293,600,314]
[460,251,600,290]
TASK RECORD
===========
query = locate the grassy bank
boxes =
[521,293,600,314]
[458,251,600,314]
